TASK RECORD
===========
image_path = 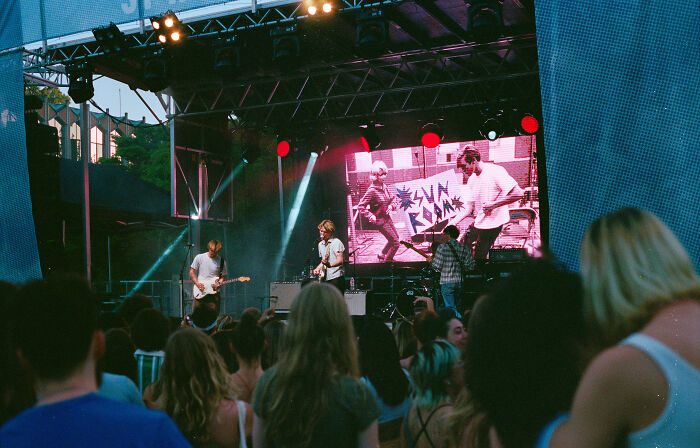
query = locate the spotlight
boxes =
[271,24,300,65]
[519,113,540,135]
[143,50,168,92]
[322,1,333,13]
[66,63,94,104]
[214,37,241,75]
[308,5,317,15]
[360,122,381,152]
[420,122,443,148]
[355,9,387,57]
[466,0,504,43]
[480,117,503,141]
[92,23,126,54]
[151,11,185,44]
[277,140,291,158]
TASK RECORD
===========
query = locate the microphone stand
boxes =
[180,244,194,318]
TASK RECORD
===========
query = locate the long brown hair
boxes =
[158,328,233,445]
[256,283,359,447]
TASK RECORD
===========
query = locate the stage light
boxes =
[92,22,126,54]
[420,123,443,148]
[466,0,503,43]
[271,24,300,65]
[66,63,94,104]
[127,227,187,296]
[519,113,540,134]
[151,11,185,44]
[143,50,168,92]
[214,37,241,75]
[308,5,317,15]
[361,121,381,152]
[356,9,387,57]
[322,2,333,13]
[480,117,503,141]
[277,140,290,158]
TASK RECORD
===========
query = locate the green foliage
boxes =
[113,125,170,191]
[97,156,122,166]
[24,86,71,105]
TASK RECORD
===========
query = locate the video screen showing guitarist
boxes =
[190,239,227,314]
[312,220,346,295]
[357,160,400,262]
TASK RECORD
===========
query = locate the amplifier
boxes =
[344,290,367,315]
[488,248,527,262]
[269,282,300,310]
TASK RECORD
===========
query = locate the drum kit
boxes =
[378,264,440,320]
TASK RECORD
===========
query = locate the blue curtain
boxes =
[536,1,700,270]
[0,0,42,281]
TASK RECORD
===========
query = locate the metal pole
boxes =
[107,235,112,293]
[80,102,91,283]
[277,155,285,241]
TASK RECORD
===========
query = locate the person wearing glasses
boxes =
[358,160,400,263]
[450,147,523,262]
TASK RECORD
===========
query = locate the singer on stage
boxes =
[312,219,346,294]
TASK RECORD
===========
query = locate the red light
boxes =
[360,136,370,152]
[277,141,290,157]
[421,132,441,148]
[521,115,539,134]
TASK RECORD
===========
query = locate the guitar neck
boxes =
[401,242,430,259]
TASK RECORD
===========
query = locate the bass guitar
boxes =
[193,276,250,300]
[400,241,432,260]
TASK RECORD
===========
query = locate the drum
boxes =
[396,285,431,317]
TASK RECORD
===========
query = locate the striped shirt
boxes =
[133,350,165,394]
[431,240,475,284]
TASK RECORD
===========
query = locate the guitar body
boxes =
[193,276,250,300]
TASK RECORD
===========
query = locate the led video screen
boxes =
[344,137,541,264]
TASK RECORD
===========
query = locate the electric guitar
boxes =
[193,276,250,300]
[400,241,432,260]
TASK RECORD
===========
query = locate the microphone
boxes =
[184,243,195,247]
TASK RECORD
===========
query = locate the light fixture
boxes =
[241,129,261,164]
[420,122,443,148]
[519,113,540,135]
[143,50,168,92]
[322,1,333,13]
[271,24,300,65]
[480,117,503,141]
[360,121,381,152]
[466,0,504,43]
[66,63,94,104]
[213,36,241,75]
[356,9,387,57]
[305,0,333,15]
[151,11,185,44]
[277,140,291,157]
[92,22,126,54]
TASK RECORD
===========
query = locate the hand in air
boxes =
[413,296,435,312]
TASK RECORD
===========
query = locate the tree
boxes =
[108,125,170,191]
[24,86,71,105]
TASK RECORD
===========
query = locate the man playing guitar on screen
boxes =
[312,219,346,295]
[190,239,227,314]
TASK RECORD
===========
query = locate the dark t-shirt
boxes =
[253,369,381,448]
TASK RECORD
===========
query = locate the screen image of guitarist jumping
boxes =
[346,137,541,265]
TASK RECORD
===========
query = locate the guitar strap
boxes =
[218,256,225,277]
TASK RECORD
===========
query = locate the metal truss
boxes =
[169,34,540,126]
[23,0,402,71]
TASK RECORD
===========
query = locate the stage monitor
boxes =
[344,137,541,264]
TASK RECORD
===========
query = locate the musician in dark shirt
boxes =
[358,160,400,262]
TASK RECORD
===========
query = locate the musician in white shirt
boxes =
[312,220,346,294]
[190,240,228,313]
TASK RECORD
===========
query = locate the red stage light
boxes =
[521,114,539,134]
[361,136,370,152]
[421,132,440,148]
[277,140,290,157]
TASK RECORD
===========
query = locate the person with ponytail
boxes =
[230,312,265,403]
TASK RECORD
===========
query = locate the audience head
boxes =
[464,259,585,448]
[102,328,138,384]
[358,316,410,406]
[232,312,265,363]
[117,293,153,329]
[97,311,128,333]
[211,330,238,373]
[580,207,700,345]
[261,318,285,370]
[413,309,440,347]
[392,318,417,360]
[410,340,460,409]
[160,327,231,444]
[131,308,169,352]
[191,306,218,334]
[9,275,100,382]
[437,308,467,352]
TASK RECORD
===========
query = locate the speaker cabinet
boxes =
[269,282,301,310]
[344,290,367,315]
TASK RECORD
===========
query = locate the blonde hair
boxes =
[369,160,388,181]
[207,240,223,253]
[256,283,359,447]
[317,219,335,234]
[580,207,700,345]
[158,327,233,445]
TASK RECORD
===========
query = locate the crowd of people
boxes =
[1,207,699,447]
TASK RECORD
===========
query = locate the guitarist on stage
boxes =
[312,219,346,294]
[190,239,227,314]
